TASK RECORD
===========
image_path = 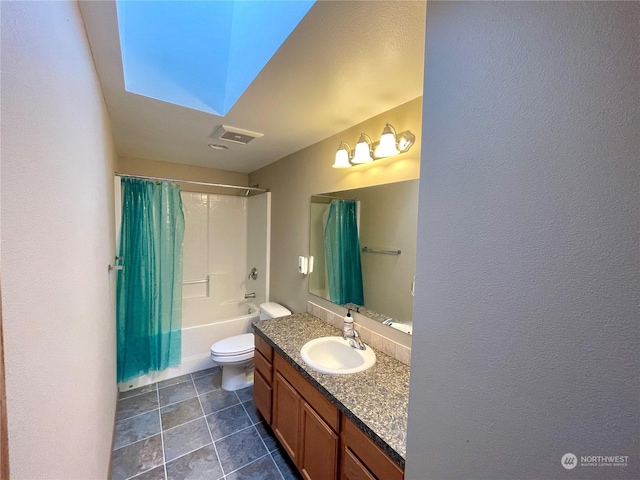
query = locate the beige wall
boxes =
[310,180,419,325]
[249,97,422,315]
[341,181,419,325]
[407,2,639,478]
[1,2,118,478]
[118,156,249,195]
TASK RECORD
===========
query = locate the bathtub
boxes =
[118,302,260,392]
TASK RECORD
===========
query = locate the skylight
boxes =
[116,1,315,116]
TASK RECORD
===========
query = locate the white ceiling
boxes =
[79,1,426,174]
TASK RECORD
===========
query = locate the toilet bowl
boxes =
[210,302,291,391]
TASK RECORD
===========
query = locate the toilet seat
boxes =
[211,350,254,363]
[211,333,254,357]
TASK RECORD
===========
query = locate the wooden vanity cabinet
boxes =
[254,337,403,480]
[272,353,339,480]
[253,335,273,423]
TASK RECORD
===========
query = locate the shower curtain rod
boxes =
[314,194,359,201]
[115,173,268,193]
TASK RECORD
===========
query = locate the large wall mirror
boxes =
[309,180,419,334]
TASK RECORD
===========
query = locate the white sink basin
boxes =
[300,336,376,375]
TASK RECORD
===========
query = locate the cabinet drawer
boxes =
[341,415,403,480]
[255,349,272,383]
[254,370,272,424]
[255,334,273,361]
[342,447,376,480]
[274,354,339,432]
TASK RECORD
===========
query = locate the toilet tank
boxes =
[259,302,291,320]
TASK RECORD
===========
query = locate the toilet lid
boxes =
[211,333,254,356]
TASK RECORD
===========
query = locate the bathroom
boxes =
[2,1,638,480]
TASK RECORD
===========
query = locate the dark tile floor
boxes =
[111,366,302,480]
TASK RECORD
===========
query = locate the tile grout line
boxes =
[236,392,286,480]
[239,393,293,480]
[115,370,224,479]
[117,387,213,438]
[158,392,199,409]
[224,451,274,478]
[191,367,220,380]
[268,450,288,480]
[125,463,163,480]
[159,376,211,472]
[156,384,168,480]
[252,422,286,480]
[196,392,240,414]
[114,429,159,452]
[114,407,161,431]
[212,422,257,443]
[117,387,156,402]
[196,380,226,479]
[120,384,164,480]
[161,413,208,435]
[160,441,215,468]
[201,397,242,417]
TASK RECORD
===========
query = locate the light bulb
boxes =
[351,134,373,164]
[332,147,352,168]
[375,124,400,158]
[375,133,399,158]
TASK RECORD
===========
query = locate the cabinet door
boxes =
[253,370,272,424]
[299,402,338,480]
[341,447,376,480]
[273,371,302,464]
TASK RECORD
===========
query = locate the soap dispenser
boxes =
[343,309,354,338]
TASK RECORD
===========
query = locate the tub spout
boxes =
[244,293,256,299]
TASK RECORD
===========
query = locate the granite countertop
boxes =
[252,312,410,468]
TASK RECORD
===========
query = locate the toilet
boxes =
[210,302,291,391]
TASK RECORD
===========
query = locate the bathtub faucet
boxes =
[244,293,256,299]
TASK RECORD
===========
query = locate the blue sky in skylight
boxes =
[116,1,315,116]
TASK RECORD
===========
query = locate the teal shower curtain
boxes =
[117,178,185,383]
[324,199,364,306]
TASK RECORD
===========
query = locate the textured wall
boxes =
[406,2,639,479]
[1,1,118,477]
[249,97,423,315]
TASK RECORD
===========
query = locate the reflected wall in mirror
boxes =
[309,180,419,332]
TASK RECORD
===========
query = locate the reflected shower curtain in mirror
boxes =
[117,178,185,383]
[324,199,364,305]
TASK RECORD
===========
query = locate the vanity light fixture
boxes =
[351,134,374,164]
[332,123,416,169]
[332,142,353,169]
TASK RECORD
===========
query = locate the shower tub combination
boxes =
[119,301,260,391]
[116,184,271,392]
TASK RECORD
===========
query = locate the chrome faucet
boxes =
[344,328,366,351]
[244,293,256,299]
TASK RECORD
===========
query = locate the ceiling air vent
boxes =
[210,125,264,145]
